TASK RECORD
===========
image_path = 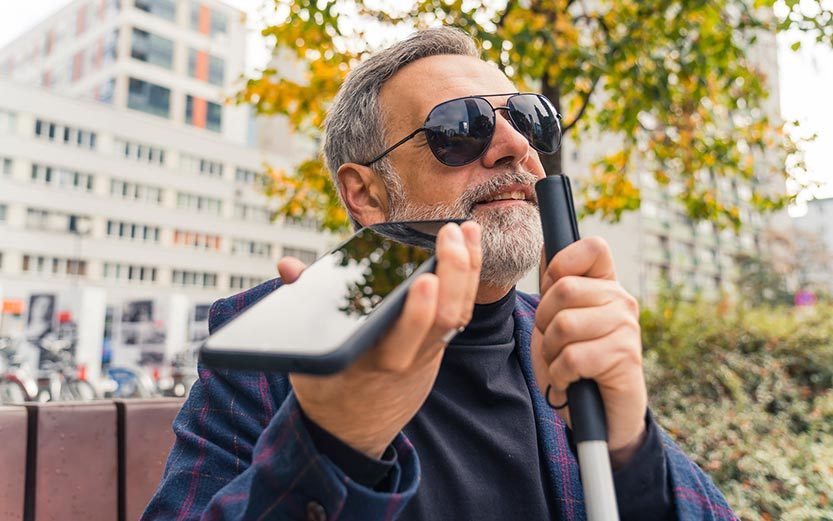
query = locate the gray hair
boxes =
[322,27,480,228]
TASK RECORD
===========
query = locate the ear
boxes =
[337,163,389,227]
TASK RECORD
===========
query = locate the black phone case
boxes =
[199,256,437,375]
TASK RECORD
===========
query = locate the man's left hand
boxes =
[531,237,648,469]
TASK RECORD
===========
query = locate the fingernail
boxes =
[446,223,463,243]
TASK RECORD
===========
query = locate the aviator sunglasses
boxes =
[362,93,563,167]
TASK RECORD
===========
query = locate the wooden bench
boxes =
[0,398,183,521]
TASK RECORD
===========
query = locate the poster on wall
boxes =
[26,294,56,341]
[114,299,167,366]
[189,304,211,345]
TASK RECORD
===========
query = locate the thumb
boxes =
[277,257,307,284]
[538,247,549,294]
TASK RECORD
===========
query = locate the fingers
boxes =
[541,237,616,294]
[374,221,482,371]
[425,222,481,341]
[546,326,642,394]
[459,221,483,313]
[534,276,631,334]
[539,298,639,362]
[374,273,439,372]
[277,257,307,284]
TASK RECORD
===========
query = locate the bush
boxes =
[642,299,833,520]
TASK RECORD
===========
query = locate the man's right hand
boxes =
[281,221,482,459]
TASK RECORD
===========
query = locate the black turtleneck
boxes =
[301,287,674,520]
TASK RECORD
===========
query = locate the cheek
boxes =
[404,169,469,205]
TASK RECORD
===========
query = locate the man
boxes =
[143,28,735,520]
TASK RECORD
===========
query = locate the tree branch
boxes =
[562,74,600,132]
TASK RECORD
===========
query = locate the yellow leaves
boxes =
[580,150,641,221]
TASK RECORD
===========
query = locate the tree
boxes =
[239,0,830,232]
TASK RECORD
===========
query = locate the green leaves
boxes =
[642,299,833,518]
[240,0,827,232]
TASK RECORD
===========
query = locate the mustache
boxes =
[460,169,540,214]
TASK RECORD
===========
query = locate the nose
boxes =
[479,107,531,168]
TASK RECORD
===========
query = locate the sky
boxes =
[1,0,831,214]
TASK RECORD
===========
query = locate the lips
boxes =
[475,184,536,204]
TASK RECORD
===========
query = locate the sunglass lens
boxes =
[508,94,561,154]
[424,97,495,166]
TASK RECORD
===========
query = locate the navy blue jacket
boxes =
[142,279,737,520]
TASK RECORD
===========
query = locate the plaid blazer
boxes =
[142,278,737,520]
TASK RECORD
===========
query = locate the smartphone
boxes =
[199,219,463,374]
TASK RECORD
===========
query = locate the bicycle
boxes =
[35,336,98,402]
[0,337,37,403]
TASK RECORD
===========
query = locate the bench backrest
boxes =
[0,398,183,521]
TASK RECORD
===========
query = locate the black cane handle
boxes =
[535,175,607,444]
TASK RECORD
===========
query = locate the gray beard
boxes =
[385,169,544,289]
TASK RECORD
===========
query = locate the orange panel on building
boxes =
[45,29,54,56]
[76,5,87,35]
[95,38,103,68]
[192,97,207,128]
[72,52,83,81]
[198,5,211,35]
[196,51,209,81]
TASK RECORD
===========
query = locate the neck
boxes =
[475,282,515,304]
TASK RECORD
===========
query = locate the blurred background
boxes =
[0,0,831,518]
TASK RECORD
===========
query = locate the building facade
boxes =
[560,27,787,303]
[0,0,249,142]
[0,0,788,315]
[0,0,333,368]
[792,197,833,294]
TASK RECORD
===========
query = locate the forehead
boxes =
[379,54,517,129]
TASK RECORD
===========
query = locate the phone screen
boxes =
[202,221,451,356]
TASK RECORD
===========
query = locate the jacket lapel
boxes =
[514,291,586,520]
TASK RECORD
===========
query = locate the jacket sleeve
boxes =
[141,292,421,520]
[662,429,738,520]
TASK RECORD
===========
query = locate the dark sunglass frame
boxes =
[361,92,563,167]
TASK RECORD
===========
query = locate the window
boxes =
[173,230,221,250]
[282,247,317,265]
[31,163,94,192]
[233,203,271,223]
[176,192,222,215]
[127,77,171,118]
[229,275,265,291]
[2,158,12,176]
[95,78,116,104]
[190,3,227,37]
[180,154,223,178]
[33,118,96,149]
[114,138,165,165]
[25,209,89,233]
[135,0,175,21]
[172,269,218,288]
[102,262,157,283]
[187,49,225,86]
[106,220,161,242]
[0,109,16,134]
[234,167,266,186]
[284,216,322,230]
[231,239,272,258]
[110,179,163,204]
[26,209,51,230]
[103,29,119,66]
[131,28,173,69]
[185,95,222,132]
[22,254,87,277]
